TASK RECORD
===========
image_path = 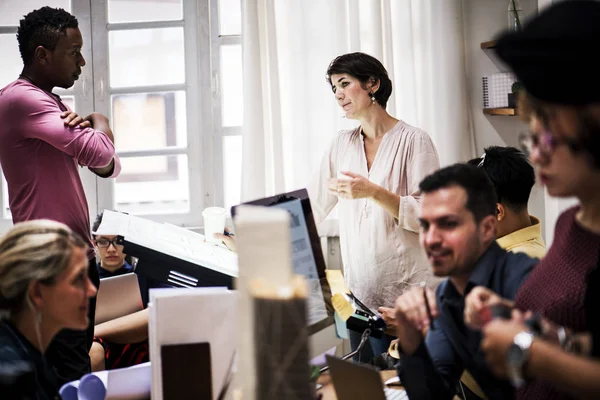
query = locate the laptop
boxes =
[325,355,408,400]
[95,272,144,324]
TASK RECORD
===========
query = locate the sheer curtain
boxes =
[241,0,475,201]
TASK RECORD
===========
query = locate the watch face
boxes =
[507,343,524,365]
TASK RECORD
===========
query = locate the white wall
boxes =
[462,0,547,239]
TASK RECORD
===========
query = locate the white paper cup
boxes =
[202,207,227,244]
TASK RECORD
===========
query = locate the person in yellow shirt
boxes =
[469,146,545,260]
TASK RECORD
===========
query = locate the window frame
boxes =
[0,25,18,233]
[90,0,212,227]
[210,0,242,211]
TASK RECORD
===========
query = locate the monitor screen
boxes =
[231,189,334,335]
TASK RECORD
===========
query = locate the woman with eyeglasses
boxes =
[0,220,97,399]
[463,2,600,398]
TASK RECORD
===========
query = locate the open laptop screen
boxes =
[231,189,334,335]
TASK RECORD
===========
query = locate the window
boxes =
[0,0,243,231]
[0,31,19,221]
[211,0,243,212]
[92,1,195,222]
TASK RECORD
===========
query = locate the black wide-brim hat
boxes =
[494,0,600,106]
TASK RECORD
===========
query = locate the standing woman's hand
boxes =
[329,171,377,199]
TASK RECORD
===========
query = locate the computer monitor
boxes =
[230,189,334,335]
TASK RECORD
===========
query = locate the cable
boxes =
[319,328,371,374]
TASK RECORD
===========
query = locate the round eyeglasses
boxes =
[520,129,582,156]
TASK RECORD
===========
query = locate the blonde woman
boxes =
[0,220,97,399]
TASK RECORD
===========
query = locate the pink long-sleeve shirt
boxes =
[0,79,121,255]
[309,120,440,311]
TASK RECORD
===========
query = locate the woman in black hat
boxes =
[463,1,600,398]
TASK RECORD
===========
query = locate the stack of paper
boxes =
[148,287,237,400]
[59,362,151,400]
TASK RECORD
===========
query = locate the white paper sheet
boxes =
[92,209,126,235]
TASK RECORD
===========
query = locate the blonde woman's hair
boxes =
[0,219,87,318]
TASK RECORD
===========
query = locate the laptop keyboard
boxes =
[384,387,409,400]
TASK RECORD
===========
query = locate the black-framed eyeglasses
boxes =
[521,129,582,156]
[95,238,122,248]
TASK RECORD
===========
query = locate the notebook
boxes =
[325,355,408,400]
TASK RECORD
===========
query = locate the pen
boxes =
[223,230,235,237]
[420,281,435,330]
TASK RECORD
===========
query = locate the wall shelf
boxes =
[480,40,497,49]
[483,107,517,116]
[481,39,517,116]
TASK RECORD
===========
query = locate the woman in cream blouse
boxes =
[309,52,440,360]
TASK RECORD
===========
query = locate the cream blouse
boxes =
[309,120,441,310]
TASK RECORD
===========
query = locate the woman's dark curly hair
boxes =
[17,6,78,65]
[326,52,393,109]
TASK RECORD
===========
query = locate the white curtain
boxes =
[241,0,475,202]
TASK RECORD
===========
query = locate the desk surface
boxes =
[317,369,399,400]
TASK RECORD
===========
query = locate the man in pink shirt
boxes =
[0,7,121,385]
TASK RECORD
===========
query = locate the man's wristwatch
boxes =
[506,331,534,387]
